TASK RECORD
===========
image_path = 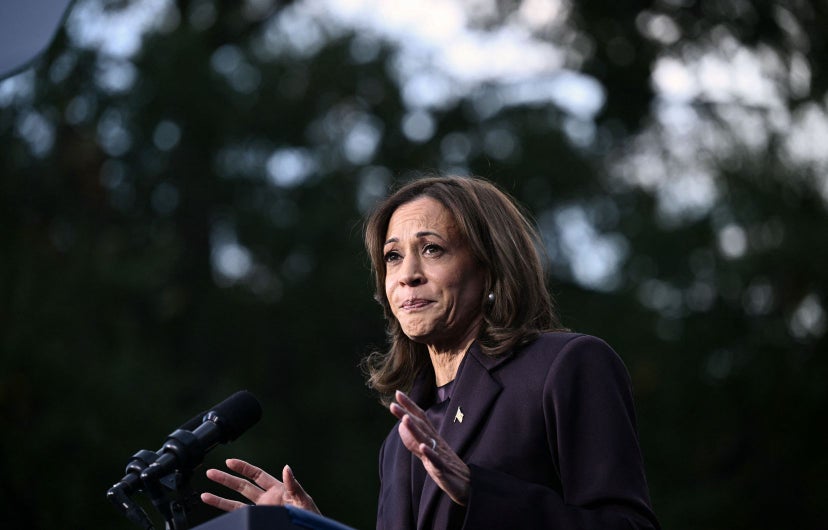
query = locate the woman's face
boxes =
[383,197,485,351]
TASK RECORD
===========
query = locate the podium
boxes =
[192,506,358,530]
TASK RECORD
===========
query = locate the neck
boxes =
[426,322,480,386]
[428,348,467,387]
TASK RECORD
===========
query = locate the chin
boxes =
[400,327,434,344]
[402,331,429,343]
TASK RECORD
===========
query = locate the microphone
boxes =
[108,412,205,495]
[140,390,262,484]
[106,391,262,528]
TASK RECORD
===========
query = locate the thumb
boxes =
[282,465,303,496]
[281,464,321,514]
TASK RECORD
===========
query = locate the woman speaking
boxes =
[201,175,660,529]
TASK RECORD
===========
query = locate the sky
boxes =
[2,0,826,306]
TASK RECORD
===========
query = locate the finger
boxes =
[420,443,448,470]
[394,394,437,434]
[391,402,435,441]
[282,465,305,497]
[200,491,248,512]
[398,416,435,457]
[389,402,406,421]
[401,412,436,444]
[205,468,244,488]
[394,391,429,421]
[281,465,321,514]
[226,458,282,490]
[205,468,266,502]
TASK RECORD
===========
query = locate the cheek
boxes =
[384,278,398,314]
[455,272,484,306]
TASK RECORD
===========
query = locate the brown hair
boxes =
[361,175,564,404]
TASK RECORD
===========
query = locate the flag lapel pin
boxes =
[454,406,464,423]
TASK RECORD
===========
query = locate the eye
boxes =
[384,250,401,263]
[423,243,443,256]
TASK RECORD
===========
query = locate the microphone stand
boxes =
[107,449,159,530]
[143,468,198,530]
[139,427,211,530]
[109,439,201,530]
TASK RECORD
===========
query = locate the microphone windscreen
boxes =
[206,390,262,441]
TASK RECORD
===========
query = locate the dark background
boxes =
[1,1,826,529]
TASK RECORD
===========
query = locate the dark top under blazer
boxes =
[376,332,660,530]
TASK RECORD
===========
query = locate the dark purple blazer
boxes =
[376,332,660,530]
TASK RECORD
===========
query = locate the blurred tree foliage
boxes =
[1,0,826,529]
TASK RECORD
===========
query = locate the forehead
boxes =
[385,197,456,237]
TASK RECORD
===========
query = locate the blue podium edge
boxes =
[193,505,358,530]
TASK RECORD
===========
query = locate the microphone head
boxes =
[204,390,262,441]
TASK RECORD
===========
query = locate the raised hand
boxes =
[201,458,320,514]
[390,390,471,505]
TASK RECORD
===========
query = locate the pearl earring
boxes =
[487,292,495,303]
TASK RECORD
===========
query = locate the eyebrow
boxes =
[384,230,445,246]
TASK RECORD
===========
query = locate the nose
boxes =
[399,254,425,286]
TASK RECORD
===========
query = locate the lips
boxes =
[401,298,432,310]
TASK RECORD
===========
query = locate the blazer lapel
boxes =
[416,343,508,528]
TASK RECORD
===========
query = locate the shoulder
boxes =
[509,332,630,383]
[517,331,619,362]
[467,332,631,392]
